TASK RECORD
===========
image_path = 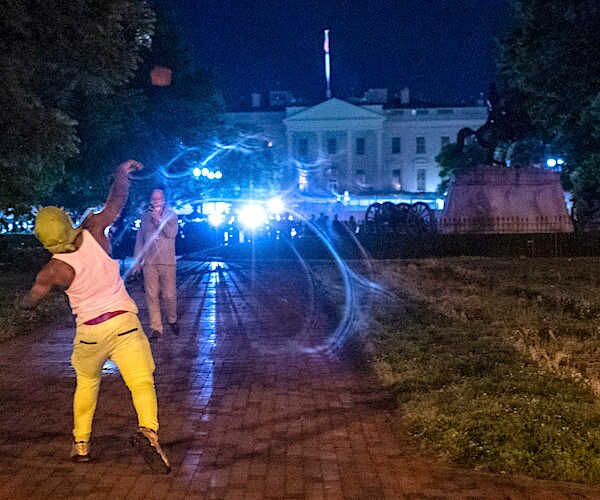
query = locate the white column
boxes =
[316,131,324,189]
[376,130,384,191]
[286,131,293,185]
[346,130,353,192]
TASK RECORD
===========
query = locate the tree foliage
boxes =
[0,0,155,209]
[498,0,600,208]
[54,1,225,211]
[435,143,488,194]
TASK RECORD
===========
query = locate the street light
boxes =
[546,157,565,171]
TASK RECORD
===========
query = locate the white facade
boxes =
[225,97,487,201]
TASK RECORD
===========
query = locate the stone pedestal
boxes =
[440,165,573,234]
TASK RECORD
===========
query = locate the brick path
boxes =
[0,259,599,499]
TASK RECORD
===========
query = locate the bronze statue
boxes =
[457,85,531,164]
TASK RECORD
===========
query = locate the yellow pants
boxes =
[71,312,158,442]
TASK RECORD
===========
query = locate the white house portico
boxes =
[225,95,488,208]
[284,99,386,193]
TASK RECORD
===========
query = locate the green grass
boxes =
[363,257,600,483]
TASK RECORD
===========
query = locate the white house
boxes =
[225,93,487,212]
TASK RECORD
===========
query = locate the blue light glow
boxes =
[267,198,285,214]
[208,212,225,226]
[238,205,267,229]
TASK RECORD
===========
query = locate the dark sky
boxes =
[169,0,513,107]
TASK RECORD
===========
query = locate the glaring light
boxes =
[208,212,225,226]
[207,171,215,179]
[238,205,267,229]
[436,198,444,210]
[201,167,209,176]
[267,141,273,147]
[557,158,565,165]
[192,167,201,177]
[215,171,223,179]
[547,158,557,168]
[267,198,285,214]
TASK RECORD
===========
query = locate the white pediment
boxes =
[285,98,384,122]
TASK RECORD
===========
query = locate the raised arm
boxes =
[91,160,143,230]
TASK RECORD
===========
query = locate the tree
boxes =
[436,143,488,195]
[46,1,224,212]
[498,0,600,209]
[0,0,155,209]
[109,2,225,211]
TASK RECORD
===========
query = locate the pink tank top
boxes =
[52,230,138,325]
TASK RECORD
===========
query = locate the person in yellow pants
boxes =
[18,160,170,474]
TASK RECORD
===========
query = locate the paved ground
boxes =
[1,259,600,499]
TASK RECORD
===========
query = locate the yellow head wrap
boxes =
[34,206,82,254]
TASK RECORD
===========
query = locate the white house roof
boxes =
[284,98,385,123]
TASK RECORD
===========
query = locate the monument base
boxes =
[440,165,573,234]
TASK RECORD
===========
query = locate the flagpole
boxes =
[324,29,331,99]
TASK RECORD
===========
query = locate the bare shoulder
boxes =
[82,214,112,254]
[83,212,106,240]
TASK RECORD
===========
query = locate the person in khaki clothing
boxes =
[133,189,179,340]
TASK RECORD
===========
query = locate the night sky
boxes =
[169,0,513,107]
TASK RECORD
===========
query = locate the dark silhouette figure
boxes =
[457,85,531,163]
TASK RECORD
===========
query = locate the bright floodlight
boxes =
[215,171,223,179]
[201,167,209,177]
[547,158,557,168]
[208,212,225,227]
[557,158,565,165]
[207,171,215,180]
[192,167,201,177]
[238,205,267,229]
[267,198,285,214]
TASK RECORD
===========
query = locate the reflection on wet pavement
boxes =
[0,259,598,498]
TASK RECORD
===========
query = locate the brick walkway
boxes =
[0,259,599,499]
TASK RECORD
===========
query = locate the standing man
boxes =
[133,189,179,340]
[17,160,171,474]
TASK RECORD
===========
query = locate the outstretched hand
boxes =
[119,160,143,176]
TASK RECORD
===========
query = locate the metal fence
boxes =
[439,215,573,234]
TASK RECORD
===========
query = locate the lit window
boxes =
[355,169,366,186]
[417,168,426,192]
[416,137,426,154]
[392,169,401,191]
[299,170,308,191]
[356,137,365,155]
[392,137,401,154]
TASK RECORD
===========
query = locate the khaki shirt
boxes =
[134,208,178,266]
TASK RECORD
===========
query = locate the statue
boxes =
[457,84,531,164]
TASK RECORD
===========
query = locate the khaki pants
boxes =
[143,264,177,333]
[71,312,158,442]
